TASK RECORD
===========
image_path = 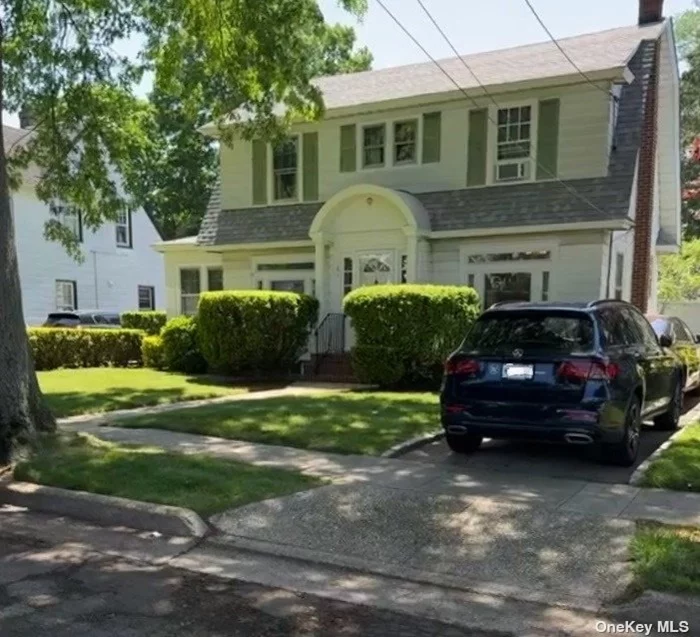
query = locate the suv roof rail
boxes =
[586,299,637,309]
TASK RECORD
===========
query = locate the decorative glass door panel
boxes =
[359,252,393,287]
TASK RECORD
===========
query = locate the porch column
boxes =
[313,232,326,318]
[403,227,420,283]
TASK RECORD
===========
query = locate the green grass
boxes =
[631,522,700,595]
[38,368,262,418]
[120,390,440,456]
[640,421,700,491]
[15,433,322,517]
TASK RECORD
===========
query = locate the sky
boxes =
[4,0,697,127]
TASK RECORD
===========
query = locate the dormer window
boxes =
[272,137,298,201]
[496,106,532,182]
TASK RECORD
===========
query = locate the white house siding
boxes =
[14,191,164,326]
[218,83,611,211]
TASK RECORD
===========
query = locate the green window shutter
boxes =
[467,109,488,187]
[303,132,319,201]
[339,124,356,173]
[422,112,442,163]
[252,140,268,205]
[536,98,560,180]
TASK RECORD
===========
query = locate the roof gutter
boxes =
[429,218,633,240]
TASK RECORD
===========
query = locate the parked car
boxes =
[646,314,700,394]
[441,300,683,466]
[43,311,121,328]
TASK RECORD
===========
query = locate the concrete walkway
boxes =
[64,424,700,612]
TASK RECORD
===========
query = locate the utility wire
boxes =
[521,0,615,100]
[373,0,611,219]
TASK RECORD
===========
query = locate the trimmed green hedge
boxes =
[29,328,144,371]
[343,284,480,386]
[198,291,319,374]
[121,311,167,336]
[160,316,206,373]
[142,335,166,369]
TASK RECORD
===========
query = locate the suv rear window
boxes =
[461,311,595,356]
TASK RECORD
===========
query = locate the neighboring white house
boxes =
[155,1,681,352]
[5,125,165,326]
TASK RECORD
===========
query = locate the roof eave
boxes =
[429,218,633,240]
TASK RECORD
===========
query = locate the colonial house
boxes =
[6,124,165,326]
[155,0,680,354]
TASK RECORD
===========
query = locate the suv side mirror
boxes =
[659,334,673,348]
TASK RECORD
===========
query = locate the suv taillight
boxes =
[444,358,481,376]
[558,359,619,382]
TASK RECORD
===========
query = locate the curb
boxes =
[629,400,700,486]
[381,430,445,458]
[0,481,209,538]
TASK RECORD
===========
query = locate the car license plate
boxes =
[502,363,534,380]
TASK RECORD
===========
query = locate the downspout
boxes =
[91,250,99,308]
[605,231,614,298]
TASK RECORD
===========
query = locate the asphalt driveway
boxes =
[399,395,700,484]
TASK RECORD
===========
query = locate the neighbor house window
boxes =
[362,124,385,168]
[272,137,298,200]
[116,209,132,247]
[614,253,624,300]
[55,280,77,311]
[394,120,417,165]
[180,268,201,315]
[343,257,353,296]
[50,204,82,242]
[496,105,532,182]
[138,285,155,310]
[207,267,224,291]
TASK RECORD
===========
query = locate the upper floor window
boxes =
[51,204,82,242]
[272,138,298,201]
[496,105,532,182]
[363,124,385,168]
[116,209,132,248]
[393,120,417,165]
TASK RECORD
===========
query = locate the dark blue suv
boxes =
[441,300,683,466]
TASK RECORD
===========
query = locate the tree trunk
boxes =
[0,23,56,464]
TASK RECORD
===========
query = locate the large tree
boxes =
[126,20,372,240]
[0,0,368,462]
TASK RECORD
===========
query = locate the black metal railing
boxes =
[314,313,347,373]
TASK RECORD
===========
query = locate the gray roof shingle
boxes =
[197,30,660,247]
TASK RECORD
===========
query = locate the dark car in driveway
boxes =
[43,311,121,328]
[647,314,700,394]
[440,300,683,466]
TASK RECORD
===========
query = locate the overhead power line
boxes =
[521,0,615,100]
[372,0,611,219]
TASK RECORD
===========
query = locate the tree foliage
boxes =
[659,239,700,301]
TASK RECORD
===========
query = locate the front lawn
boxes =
[120,391,440,456]
[631,521,700,595]
[15,433,322,517]
[39,368,257,418]
[639,421,700,491]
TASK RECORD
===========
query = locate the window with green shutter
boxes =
[339,124,356,172]
[422,112,441,163]
[252,140,268,205]
[536,98,560,180]
[303,132,319,201]
[467,109,488,187]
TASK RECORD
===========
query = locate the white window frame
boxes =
[361,122,387,169]
[179,267,201,316]
[55,279,77,311]
[355,117,427,171]
[269,135,301,202]
[392,119,419,166]
[138,285,155,310]
[460,239,556,307]
[487,100,538,185]
[116,209,132,248]
[50,204,82,241]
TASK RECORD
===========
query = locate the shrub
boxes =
[343,284,480,387]
[198,291,319,374]
[142,335,166,369]
[121,311,167,336]
[29,328,144,371]
[160,316,206,373]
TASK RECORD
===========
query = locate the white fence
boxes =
[659,301,700,334]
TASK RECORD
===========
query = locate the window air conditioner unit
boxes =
[496,159,531,182]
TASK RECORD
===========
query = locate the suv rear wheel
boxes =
[601,398,641,467]
[445,432,483,454]
[653,380,682,431]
